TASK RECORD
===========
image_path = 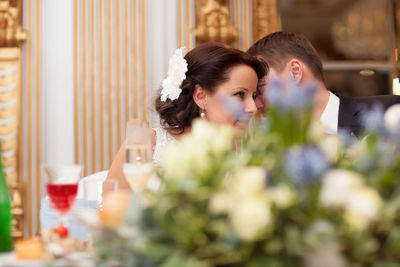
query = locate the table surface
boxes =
[40,197,99,241]
[0,251,94,267]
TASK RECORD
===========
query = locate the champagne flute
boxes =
[44,164,83,235]
[123,120,153,192]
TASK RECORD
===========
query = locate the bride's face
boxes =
[204,65,259,128]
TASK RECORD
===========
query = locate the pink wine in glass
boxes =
[46,184,78,216]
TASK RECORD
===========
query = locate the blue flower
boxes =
[360,104,388,134]
[337,129,357,146]
[285,79,317,110]
[286,146,329,183]
[264,78,317,111]
[217,94,250,124]
[265,78,285,108]
[389,123,400,142]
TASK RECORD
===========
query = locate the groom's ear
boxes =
[286,58,304,83]
[193,84,207,108]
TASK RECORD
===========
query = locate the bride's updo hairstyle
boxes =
[155,42,266,132]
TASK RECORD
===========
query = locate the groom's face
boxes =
[256,68,282,112]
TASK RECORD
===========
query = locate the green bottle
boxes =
[0,153,12,252]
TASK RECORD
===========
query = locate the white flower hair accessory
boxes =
[160,47,188,102]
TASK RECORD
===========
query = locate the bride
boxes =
[108,42,267,190]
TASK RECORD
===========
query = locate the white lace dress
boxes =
[147,128,177,191]
[152,127,177,166]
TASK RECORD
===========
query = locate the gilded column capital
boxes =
[194,0,237,45]
[252,0,281,43]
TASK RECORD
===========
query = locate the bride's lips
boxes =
[234,117,250,128]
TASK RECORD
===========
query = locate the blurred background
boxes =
[2,0,399,237]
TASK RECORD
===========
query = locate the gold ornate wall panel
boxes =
[0,0,25,47]
[0,0,26,238]
[193,0,237,45]
[252,0,281,43]
[0,47,22,238]
[187,0,279,50]
[74,0,148,176]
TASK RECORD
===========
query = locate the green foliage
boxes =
[92,88,400,266]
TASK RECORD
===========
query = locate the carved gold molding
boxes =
[0,47,21,238]
[252,0,281,43]
[0,0,25,46]
[194,0,237,45]
[0,0,25,239]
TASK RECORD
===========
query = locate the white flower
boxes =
[384,104,400,132]
[230,167,266,197]
[268,185,295,209]
[345,136,367,161]
[319,135,342,163]
[191,119,234,153]
[160,47,188,102]
[304,241,347,267]
[344,212,366,230]
[230,195,271,241]
[343,187,382,230]
[209,191,234,214]
[162,140,209,181]
[345,187,382,221]
[319,169,364,207]
[320,169,382,230]
[161,120,233,181]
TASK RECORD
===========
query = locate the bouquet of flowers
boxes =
[93,79,400,267]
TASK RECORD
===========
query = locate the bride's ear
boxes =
[193,84,207,109]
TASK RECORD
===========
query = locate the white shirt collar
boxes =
[319,91,340,134]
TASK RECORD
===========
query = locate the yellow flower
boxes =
[191,119,234,153]
[309,120,325,142]
[268,185,295,209]
[319,169,364,207]
[161,120,234,181]
[209,191,234,214]
[384,104,400,132]
[344,212,367,230]
[319,135,342,163]
[230,195,271,241]
[346,187,382,222]
[346,137,367,161]
[162,142,192,180]
[320,169,382,230]
[230,167,266,197]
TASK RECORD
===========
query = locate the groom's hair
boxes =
[247,31,324,82]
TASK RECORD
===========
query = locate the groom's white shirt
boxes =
[319,91,340,135]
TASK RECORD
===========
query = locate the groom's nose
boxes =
[255,94,265,112]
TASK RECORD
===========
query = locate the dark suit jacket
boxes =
[337,94,400,136]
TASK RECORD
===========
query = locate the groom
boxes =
[248,31,400,136]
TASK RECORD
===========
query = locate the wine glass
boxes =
[81,179,118,211]
[123,120,153,192]
[44,164,83,235]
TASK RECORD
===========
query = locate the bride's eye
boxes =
[233,91,245,99]
[252,92,258,100]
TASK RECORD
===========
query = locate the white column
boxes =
[147,0,178,127]
[41,0,74,165]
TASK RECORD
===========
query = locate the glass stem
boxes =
[59,214,67,227]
